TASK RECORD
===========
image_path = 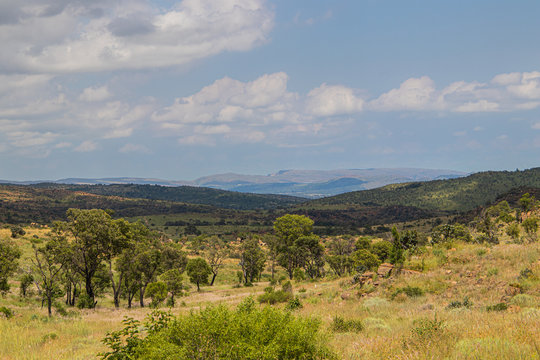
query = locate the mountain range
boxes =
[0,168,466,198]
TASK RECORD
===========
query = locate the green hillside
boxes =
[31,183,307,210]
[305,167,540,212]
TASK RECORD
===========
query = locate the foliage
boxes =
[431,224,472,243]
[286,297,303,310]
[258,286,293,305]
[102,298,335,359]
[160,269,186,307]
[506,223,521,240]
[10,225,25,238]
[19,273,34,297]
[351,249,381,273]
[330,316,364,333]
[486,302,508,312]
[273,214,314,279]
[0,306,14,319]
[391,286,424,299]
[446,296,473,309]
[410,316,446,341]
[239,236,266,285]
[521,217,538,241]
[371,241,393,262]
[185,258,212,291]
[0,239,21,294]
[146,282,168,308]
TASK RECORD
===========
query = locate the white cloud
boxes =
[74,140,98,152]
[306,84,364,116]
[79,86,111,102]
[369,76,436,111]
[1,0,274,73]
[455,100,500,112]
[532,122,540,130]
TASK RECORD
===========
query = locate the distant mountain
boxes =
[7,168,466,198]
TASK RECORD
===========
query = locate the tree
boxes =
[239,236,266,285]
[326,236,355,276]
[522,217,539,242]
[203,236,228,286]
[0,239,21,294]
[186,258,212,291]
[145,282,168,308]
[518,193,537,222]
[31,242,64,316]
[506,223,520,241]
[351,249,381,273]
[273,214,314,279]
[294,235,325,279]
[52,209,122,308]
[19,273,34,298]
[161,269,186,307]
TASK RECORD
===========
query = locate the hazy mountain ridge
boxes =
[1,168,467,198]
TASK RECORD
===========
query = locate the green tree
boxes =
[19,273,34,298]
[146,282,168,308]
[239,236,266,284]
[326,236,355,276]
[371,241,393,262]
[522,217,539,242]
[52,209,121,308]
[31,242,64,316]
[273,214,314,279]
[204,236,228,286]
[351,249,381,273]
[295,235,325,278]
[186,258,212,291]
[0,239,21,294]
[160,269,186,307]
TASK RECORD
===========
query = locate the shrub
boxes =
[371,241,392,262]
[446,297,473,309]
[410,316,446,342]
[486,302,508,312]
[101,299,336,359]
[76,294,96,309]
[510,294,538,307]
[286,297,303,311]
[257,288,292,305]
[0,306,14,319]
[330,315,364,333]
[351,249,381,273]
[146,282,168,308]
[391,286,424,299]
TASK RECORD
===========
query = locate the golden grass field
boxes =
[1,225,539,360]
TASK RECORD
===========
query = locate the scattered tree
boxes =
[186,258,212,291]
[0,239,21,294]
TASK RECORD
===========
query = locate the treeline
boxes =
[33,183,307,210]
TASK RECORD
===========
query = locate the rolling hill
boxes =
[304,167,540,212]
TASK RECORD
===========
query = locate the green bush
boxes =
[330,315,363,333]
[486,302,508,312]
[101,298,336,359]
[0,306,14,319]
[371,241,392,262]
[446,297,473,309]
[410,316,446,341]
[391,286,424,299]
[257,288,292,305]
[286,297,303,311]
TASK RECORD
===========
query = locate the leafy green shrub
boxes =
[371,241,392,262]
[330,315,363,333]
[101,298,336,359]
[446,297,473,309]
[391,286,424,299]
[281,280,293,293]
[257,288,292,305]
[146,282,168,308]
[486,302,508,312]
[286,297,303,311]
[351,249,381,273]
[0,306,14,319]
[76,294,96,309]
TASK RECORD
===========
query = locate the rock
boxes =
[401,269,423,276]
[505,285,521,297]
[354,271,376,285]
[341,292,352,300]
[377,263,394,278]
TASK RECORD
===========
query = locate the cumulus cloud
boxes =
[369,76,436,111]
[1,0,274,73]
[306,84,364,116]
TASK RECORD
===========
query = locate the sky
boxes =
[1,0,540,181]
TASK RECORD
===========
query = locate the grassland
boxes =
[1,221,539,360]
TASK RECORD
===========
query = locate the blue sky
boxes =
[1,0,539,180]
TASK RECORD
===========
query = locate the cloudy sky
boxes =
[1,0,540,180]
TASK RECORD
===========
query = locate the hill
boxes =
[28,183,306,210]
[305,168,540,213]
